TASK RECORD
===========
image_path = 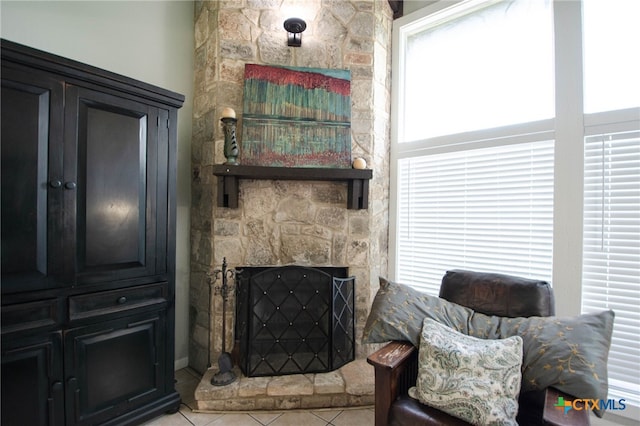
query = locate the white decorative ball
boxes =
[221,107,236,119]
[352,157,367,169]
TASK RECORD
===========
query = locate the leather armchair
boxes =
[367,270,590,426]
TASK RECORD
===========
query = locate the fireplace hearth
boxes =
[235,265,354,377]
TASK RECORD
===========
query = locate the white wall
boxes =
[1,0,194,369]
[403,0,437,15]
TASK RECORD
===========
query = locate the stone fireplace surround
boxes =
[190,0,392,410]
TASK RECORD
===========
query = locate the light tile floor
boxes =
[142,368,375,426]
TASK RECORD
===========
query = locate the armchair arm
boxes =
[367,341,418,426]
[543,387,590,425]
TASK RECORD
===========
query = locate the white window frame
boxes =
[390,0,584,315]
[390,0,640,420]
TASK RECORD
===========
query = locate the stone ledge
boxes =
[267,374,314,396]
[341,359,375,395]
[314,370,344,394]
[194,359,374,412]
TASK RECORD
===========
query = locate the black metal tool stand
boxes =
[208,257,237,386]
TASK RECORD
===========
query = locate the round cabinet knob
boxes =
[64,182,77,190]
[117,296,127,304]
[49,180,62,188]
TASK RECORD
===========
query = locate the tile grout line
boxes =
[176,404,197,426]
[249,412,283,426]
[310,410,342,424]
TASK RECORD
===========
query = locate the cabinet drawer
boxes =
[69,283,168,321]
[1,299,63,334]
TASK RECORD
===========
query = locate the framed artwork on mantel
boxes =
[241,64,352,168]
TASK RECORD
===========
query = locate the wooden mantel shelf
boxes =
[212,164,373,210]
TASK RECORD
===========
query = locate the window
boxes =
[402,0,553,141]
[582,0,640,113]
[393,0,555,291]
[582,129,640,406]
[392,0,640,415]
[581,0,640,409]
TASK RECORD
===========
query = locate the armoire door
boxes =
[1,67,66,294]
[63,86,168,286]
[63,311,166,425]
[1,331,64,426]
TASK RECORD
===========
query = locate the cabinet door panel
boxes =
[1,331,64,426]
[65,86,160,285]
[84,107,145,266]
[1,68,65,293]
[64,312,165,425]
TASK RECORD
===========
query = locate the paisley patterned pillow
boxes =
[409,318,523,426]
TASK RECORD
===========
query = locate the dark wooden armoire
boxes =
[1,39,184,426]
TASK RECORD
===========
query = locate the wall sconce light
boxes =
[284,17,306,47]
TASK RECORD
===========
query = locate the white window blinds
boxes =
[582,130,640,404]
[397,140,555,295]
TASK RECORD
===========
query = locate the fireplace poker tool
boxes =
[208,257,237,386]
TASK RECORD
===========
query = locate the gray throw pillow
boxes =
[362,276,474,344]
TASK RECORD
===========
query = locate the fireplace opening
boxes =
[235,265,354,377]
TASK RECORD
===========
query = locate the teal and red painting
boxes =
[241,64,351,168]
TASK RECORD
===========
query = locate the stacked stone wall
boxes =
[190,0,392,374]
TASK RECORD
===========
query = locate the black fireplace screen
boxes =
[235,266,354,377]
